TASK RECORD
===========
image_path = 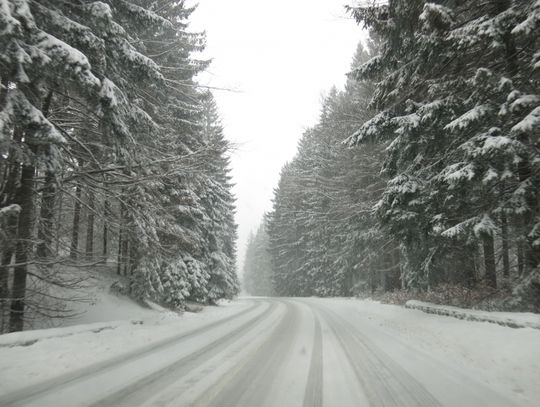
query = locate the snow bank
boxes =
[25,265,181,331]
[0,273,177,348]
[312,297,540,406]
[405,300,540,329]
[0,320,143,348]
[0,299,250,395]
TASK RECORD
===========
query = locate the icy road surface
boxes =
[0,298,538,407]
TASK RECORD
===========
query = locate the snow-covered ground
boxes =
[405,299,540,329]
[1,273,179,348]
[37,267,181,329]
[0,295,538,406]
[0,277,249,397]
[308,298,540,406]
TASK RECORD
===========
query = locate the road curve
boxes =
[0,297,524,407]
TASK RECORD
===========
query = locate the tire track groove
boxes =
[0,300,266,407]
[89,301,279,407]
[199,300,300,407]
[315,304,442,407]
[303,313,323,407]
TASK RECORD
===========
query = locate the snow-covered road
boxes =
[0,297,538,406]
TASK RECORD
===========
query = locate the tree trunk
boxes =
[85,191,95,261]
[117,230,124,275]
[501,212,510,277]
[483,235,497,288]
[121,237,130,276]
[517,159,540,274]
[391,245,401,290]
[102,199,109,262]
[9,162,36,332]
[0,253,10,298]
[54,188,64,256]
[0,78,9,108]
[69,181,82,259]
[8,86,47,331]
[0,127,23,333]
[1,127,23,270]
[117,198,128,276]
[36,170,56,261]
[0,249,12,332]
[126,238,133,276]
[380,265,387,292]
[1,218,17,302]
[517,237,525,276]
[117,200,123,275]
[35,90,56,262]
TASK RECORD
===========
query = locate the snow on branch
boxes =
[439,162,476,188]
[511,106,540,136]
[511,1,540,36]
[117,1,174,30]
[391,113,420,135]
[346,111,391,146]
[473,214,498,238]
[441,217,477,239]
[0,0,21,35]
[350,54,382,81]
[419,3,454,31]
[444,104,493,132]
[0,204,21,217]
[510,95,540,113]
[1,90,65,144]
[35,31,101,89]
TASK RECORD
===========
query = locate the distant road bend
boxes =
[0,298,520,407]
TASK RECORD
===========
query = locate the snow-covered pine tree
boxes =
[323,43,398,295]
[0,0,117,331]
[116,2,239,306]
[347,1,540,297]
[265,39,392,297]
[243,231,257,294]
[109,0,210,306]
[199,92,239,302]
[267,161,310,296]
[243,221,274,296]
[0,0,240,330]
[265,41,391,297]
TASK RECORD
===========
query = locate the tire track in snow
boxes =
[133,300,288,406]
[197,300,300,407]
[87,299,281,407]
[0,299,266,407]
[303,312,323,407]
[314,304,442,407]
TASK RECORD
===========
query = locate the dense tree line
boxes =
[243,220,273,296]
[246,0,539,310]
[262,41,399,297]
[0,0,238,332]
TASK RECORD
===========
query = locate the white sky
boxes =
[190,1,366,274]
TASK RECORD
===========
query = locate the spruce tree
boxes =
[0,0,240,330]
[347,0,540,292]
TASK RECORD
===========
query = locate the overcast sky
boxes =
[190,1,366,274]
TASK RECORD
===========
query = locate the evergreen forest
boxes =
[0,0,238,333]
[244,0,540,312]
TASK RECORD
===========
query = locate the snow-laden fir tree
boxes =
[347,0,540,303]
[267,161,310,296]
[266,41,393,296]
[0,0,131,331]
[0,0,239,331]
[243,221,274,296]
[198,92,239,302]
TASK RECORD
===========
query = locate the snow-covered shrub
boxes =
[506,272,540,313]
